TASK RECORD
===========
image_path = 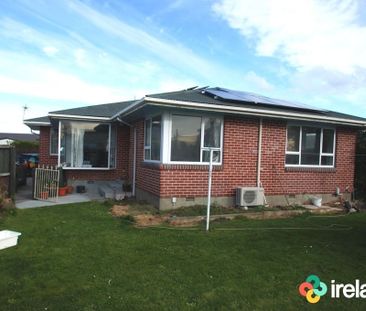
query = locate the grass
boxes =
[1,202,366,310]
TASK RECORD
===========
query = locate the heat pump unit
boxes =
[236,187,264,207]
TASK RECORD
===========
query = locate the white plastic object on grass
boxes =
[312,197,322,208]
[0,230,21,250]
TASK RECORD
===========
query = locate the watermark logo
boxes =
[299,275,328,304]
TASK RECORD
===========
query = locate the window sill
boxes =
[141,161,223,170]
[61,167,115,171]
[160,163,223,170]
[285,166,336,173]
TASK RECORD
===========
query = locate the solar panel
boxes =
[204,87,327,112]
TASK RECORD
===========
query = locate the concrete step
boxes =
[98,182,125,200]
[98,185,115,199]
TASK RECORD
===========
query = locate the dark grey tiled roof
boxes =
[49,100,138,118]
[23,87,366,126]
[24,116,50,124]
[0,132,39,142]
[147,88,366,123]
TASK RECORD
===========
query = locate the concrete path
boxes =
[15,177,103,209]
[16,193,93,209]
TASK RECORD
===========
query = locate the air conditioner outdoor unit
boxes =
[236,187,264,207]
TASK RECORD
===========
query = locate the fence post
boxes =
[9,146,16,198]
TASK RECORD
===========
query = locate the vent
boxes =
[236,187,264,207]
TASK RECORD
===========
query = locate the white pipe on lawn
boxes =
[206,149,214,232]
[257,118,263,187]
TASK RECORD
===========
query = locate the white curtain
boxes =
[71,126,84,167]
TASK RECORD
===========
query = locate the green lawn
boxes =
[1,202,366,310]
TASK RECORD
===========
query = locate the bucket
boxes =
[312,197,322,207]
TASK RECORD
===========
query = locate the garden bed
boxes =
[110,202,344,227]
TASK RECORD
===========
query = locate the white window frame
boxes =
[285,124,336,168]
[165,113,224,165]
[49,127,59,155]
[58,120,115,170]
[144,115,162,163]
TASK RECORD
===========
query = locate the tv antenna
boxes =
[22,104,28,121]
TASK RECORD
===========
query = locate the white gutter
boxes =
[23,121,51,125]
[144,97,366,127]
[48,114,110,121]
[257,118,263,187]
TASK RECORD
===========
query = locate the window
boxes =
[286,125,335,167]
[50,127,59,155]
[170,115,223,163]
[144,116,161,161]
[60,121,115,169]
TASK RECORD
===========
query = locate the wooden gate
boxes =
[34,166,60,201]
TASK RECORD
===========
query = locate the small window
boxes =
[50,127,58,155]
[170,115,223,163]
[171,115,201,162]
[144,116,161,161]
[286,125,335,167]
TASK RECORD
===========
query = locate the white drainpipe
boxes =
[132,127,136,197]
[257,118,263,187]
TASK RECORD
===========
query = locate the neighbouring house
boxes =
[0,133,39,145]
[24,87,366,209]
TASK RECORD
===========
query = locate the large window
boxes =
[60,121,116,169]
[286,125,335,167]
[170,115,222,163]
[50,127,58,155]
[144,116,161,161]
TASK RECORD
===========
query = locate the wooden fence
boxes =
[0,145,16,197]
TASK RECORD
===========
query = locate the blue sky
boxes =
[1,0,366,132]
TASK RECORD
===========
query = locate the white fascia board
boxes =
[48,114,110,121]
[23,121,51,125]
[110,98,145,120]
[144,97,366,127]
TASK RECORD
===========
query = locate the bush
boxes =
[0,183,16,218]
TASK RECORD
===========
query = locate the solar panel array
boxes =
[204,87,327,112]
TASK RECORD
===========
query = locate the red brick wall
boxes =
[132,120,161,196]
[260,122,357,195]
[39,116,358,197]
[39,127,58,166]
[132,116,357,199]
[159,116,259,198]
[39,125,130,181]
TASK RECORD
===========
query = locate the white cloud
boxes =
[243,71,273,92]
[74,48,87,67]
[42,46,59,56]
[68,0,216,79]
[213,0,366,74]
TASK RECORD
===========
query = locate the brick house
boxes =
[24,87,366,209]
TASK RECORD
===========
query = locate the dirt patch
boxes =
[134,214,168,227]
[169,216,205,227]
[110,205,129,217]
